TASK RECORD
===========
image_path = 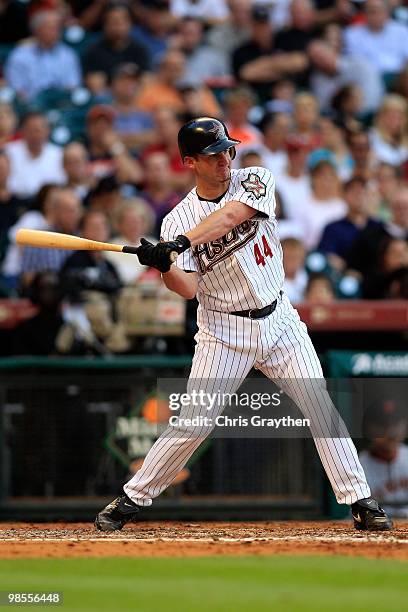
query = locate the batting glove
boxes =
[136,236,191,273]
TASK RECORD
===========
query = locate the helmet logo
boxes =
[208,122,226,140]
[241,173,266,199]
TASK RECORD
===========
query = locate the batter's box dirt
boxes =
[0,521,407,559]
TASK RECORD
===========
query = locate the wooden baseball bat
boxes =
[15,229,178,261]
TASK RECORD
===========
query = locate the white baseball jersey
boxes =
[124,165,372,509]
[161,167,284,313]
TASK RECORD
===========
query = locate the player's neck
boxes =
[196,179,230,202]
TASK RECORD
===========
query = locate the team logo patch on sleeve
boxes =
[241,173,266,199]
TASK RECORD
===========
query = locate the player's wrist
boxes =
[174,235,191,253]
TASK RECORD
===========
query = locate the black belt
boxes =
[231,295,280,319]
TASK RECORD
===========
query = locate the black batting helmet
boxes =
[178,117,241,161]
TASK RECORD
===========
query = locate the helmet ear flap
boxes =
[230,147,236,160]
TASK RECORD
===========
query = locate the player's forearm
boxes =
[162,266,198,300]
[185,201,256,246]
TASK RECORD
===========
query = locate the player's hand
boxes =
[136,236,190,273]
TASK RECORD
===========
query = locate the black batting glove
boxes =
[135,238,170,273]
[135,236,190,273]
[161,235,191,255]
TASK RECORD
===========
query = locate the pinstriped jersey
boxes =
[161,166,284,313]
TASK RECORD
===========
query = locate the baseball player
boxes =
[359,399,408,518]
[95,117,392,532]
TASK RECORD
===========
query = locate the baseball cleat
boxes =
[351,497,393,531]
[95,493,140,531]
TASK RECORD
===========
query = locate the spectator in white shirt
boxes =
[106,198,156,285]
[370,94,408,168]
[4,9,81,102]
[344,0,408,77]
[63,142,94,202]
[170,0,229,25]
[237,111,291,176]
[309,22,384,114]
[281,237,308,303]
[297,160,347,251]
[206,0,252,71]
[6,111,65,198]
[174,16,230,84]
[275,134,311,222]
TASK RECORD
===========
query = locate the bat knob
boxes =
[170,251,178,263]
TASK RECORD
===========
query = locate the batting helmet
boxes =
[178,117,241,161]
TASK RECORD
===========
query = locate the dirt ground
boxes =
[1,521,407,559]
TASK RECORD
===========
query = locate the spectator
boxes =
[132,0,176,66]
[82,2,149,89]
[87,174,122,221]
[1,184,60,289]
[257,112,291,176]
[239,150,264,168]
[66,0,109,31]
[110,63,155,151]
[0,0,29,44]
[347,186,408,276]
[106,198,156,284]
[135,49,220,116]
[359,399,408,518]
[173,16,229,84]
[206,0,252,70]
[60,210,121,299]
[330,84,363,131]
[344,0,408,80]
[309,22,383,115]
[63,142,94,202]
[139,151,182,235]
[85,104,143,185]
[318,177,382,269]
[4,9,81,101]
[13,271,64,355]
[177,82,220,122]
[308,116,354,181]
[0,151,27,263]
[274,0,317,88]
[347,130,376,181]
[275,135,311,221]
[372,163,400,222]
[224,87,261,146]
[304,272,335,304]
[370,95,408,168]
[292,92,321,149]
[393,63,408,100]
[5,111,65,198]
[21,188,82,286]
[0,103,18,148]
[265,78,295,114]
[170,0,229,25]
[362,236,408,299]
[281,237,308,303]
[297,160,347,251]
[232,4,309,102]
[142,108,193,192]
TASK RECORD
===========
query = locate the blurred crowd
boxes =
[0,0,407,355]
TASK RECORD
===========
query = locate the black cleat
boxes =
[95,493,140,532]
[351,497,393,531]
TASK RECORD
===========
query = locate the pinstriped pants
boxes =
[124,294,370,506]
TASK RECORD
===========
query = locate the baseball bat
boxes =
[15,229,179,261]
